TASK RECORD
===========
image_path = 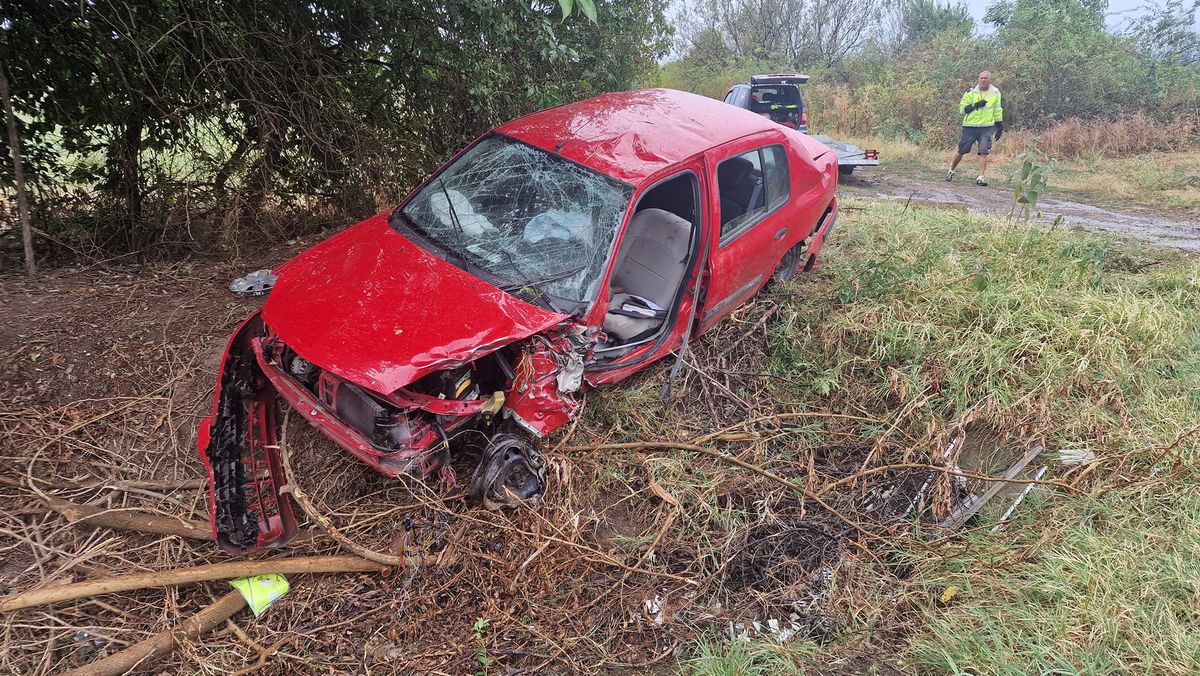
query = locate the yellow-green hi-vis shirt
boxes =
[960,86,1003,127]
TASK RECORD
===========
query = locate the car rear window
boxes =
[749,85,803,114]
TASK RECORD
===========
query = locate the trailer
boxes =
[812,136,879,175]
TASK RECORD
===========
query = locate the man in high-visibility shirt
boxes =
[945,71,1004,186]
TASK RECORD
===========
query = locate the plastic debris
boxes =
[229,573,289,616]
[727,613,806,644]
[229,269,277,296]
[643,595,665,626]
[990,465,1049,533]
[1057,448,1096,466]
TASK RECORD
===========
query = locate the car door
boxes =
[583,163,708,387]
[698,134,795,332]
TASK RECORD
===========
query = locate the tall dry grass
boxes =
[805,82,1199,160]
[1027,113,1199,159]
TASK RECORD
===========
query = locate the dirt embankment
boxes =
[840,170,1200,251]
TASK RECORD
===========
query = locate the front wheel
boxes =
[469,432,547,510]
[839,165,855,176]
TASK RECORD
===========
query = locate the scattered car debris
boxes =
[229,573,290,616]
[990,465,1049,533]
[1057,448,1097,466]
[728,613,807,644]
[938,445,1045,532]
[229,269,277,296]
[198,89,839,555]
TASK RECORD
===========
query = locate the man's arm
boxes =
[960,91,975,117]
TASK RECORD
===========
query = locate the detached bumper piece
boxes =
[200,320,297,555]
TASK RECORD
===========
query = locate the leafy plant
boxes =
[472,616,492,674]
[1009,142,1052,220]
[558,0,599,22]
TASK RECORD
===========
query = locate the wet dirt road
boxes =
[839,170,1200,252]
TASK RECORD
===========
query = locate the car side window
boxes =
[717,144,790,243]
[762,145,790,210]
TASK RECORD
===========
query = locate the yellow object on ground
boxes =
[939,585,961,604]
[229,574,290,616]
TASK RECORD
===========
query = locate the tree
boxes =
[886,0,974,50]
[686,0,884,68]
[1126,0,1200,65]
[0,0,670,258]
[0,62,34,274]
[985,0,1157,121]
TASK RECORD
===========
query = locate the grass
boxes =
[597,197,1200,672]
[5,193,1199,673]
[695,198,1200,673]
[686,635,822,675]
[842,134,1200,216]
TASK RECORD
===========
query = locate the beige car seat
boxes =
[603,208,693,341]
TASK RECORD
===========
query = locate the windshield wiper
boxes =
[505,264,587,289]
[391,207,488,279]
[439,179,464,236]
[499,265,587,314]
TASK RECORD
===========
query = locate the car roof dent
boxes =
[497,89,783,184]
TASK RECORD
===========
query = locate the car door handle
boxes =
[774,227,788,240]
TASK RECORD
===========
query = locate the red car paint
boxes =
[200,88,838,556]
[263,214,570,395]
[496,89,784,184]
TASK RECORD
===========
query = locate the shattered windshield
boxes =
[398,134,633,306]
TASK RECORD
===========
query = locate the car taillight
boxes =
[800,110,808,127]
[865,149,878,160]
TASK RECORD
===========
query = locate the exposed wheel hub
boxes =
[469,433,546,510]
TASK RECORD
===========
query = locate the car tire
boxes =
[840,165,854,176]
[469,432,546,510]
[770,242,806,284]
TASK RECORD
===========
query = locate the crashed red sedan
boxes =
[198,89,839,555]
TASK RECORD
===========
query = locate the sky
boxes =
[670,0,1199,39]
[959,0,1178,32]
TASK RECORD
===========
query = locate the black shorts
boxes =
[958,126,995,155]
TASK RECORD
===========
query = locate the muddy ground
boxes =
[840,169,1200,251]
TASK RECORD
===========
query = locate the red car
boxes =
[199,89,839,555]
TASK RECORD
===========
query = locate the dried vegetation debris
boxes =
[0,262,1051,674]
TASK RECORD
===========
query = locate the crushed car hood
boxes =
[262,213,570,394]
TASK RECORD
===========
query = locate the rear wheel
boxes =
[770,242,806,283]
[839,165,855,176]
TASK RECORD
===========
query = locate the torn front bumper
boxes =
[198,315,463,555]
[197,314,297,555]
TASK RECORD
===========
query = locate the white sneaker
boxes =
[976,176,988,186]
[945,169,956,182]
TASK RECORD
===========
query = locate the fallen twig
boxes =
[41,495,212,540]
[0,555,388,612]
[560,440,875,539]
[58,590,247,676]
